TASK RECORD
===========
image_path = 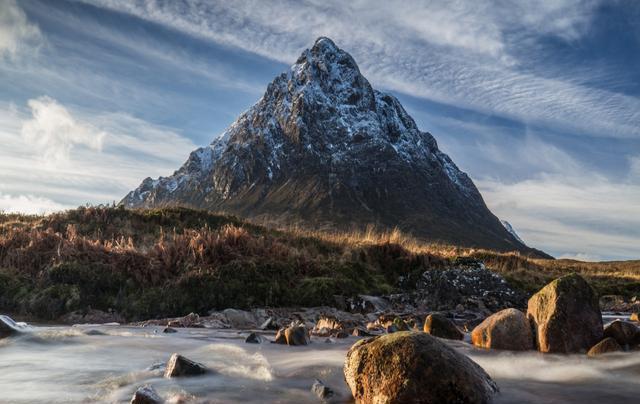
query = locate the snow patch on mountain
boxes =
[501,220,526,245]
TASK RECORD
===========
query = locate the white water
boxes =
[0,324,638,403]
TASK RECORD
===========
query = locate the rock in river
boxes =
[587,337,623,357]
[130,385,163,404]
[164,354,207,378]
[527,274,603,353]
[0,315,26,338]
[423,313,464,340]
[274,324,310,346]
[344,331,498,404]
[603,320,639,349]
[471,308,534,351]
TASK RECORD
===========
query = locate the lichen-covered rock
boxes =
[344,331,498,404]
[587,337,622,357]
[423,313,463,340]
[471,308,533,351]
[527,274,603,353]
[164,354,207,378]
[603,320,639,348]
[131,385,163,404]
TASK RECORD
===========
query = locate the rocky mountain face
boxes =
[122,37,541,255]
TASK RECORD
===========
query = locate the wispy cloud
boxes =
[80,0,640,139]
[0,97,197,208]
[0,192,69,214]
[0,0,42,59]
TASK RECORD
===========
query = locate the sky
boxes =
[0,0,639,261]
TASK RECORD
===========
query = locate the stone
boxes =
[311,379,334,400]
[223,309,257,329]
[162,327,177,334]
[0,315,25,338]
[423,313,463,340]
[587,337,623,357]
[352,327,373,337]
[630,312,639,322]
[603,320,639,348]
[527,274,603,353]
[471,308,534,351]
[245,332,263,344]
[131,385,163,404]
[167,313,203,328]
[344,331,498,404]
[274,324,310,346]
[164,354,207,378]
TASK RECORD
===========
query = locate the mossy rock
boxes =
[344,331,498,403]
[527,273,603,353]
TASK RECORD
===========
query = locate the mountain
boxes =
[122,37,543,256]
[501,220,526,245]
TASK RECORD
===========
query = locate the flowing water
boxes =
[0,321,638,403]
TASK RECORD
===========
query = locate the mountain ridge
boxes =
[122,37,547,257]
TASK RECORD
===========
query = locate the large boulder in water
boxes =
[587,337,622,357]
[343,331,498,404]
[527,274,603,353]
[471,308,534,351]
[423,314,463,340]
[274,324,310,346]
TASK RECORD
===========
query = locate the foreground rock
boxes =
[423,314,463,340]
[274,324,310,346]
[603,320,639,349]
[527,274,603,353]
[344,331,498,404]
[131,385,163,404]
[471,308,533,351]
[164,354,207,378]
[587,337,623,357]
[0,315,26,338]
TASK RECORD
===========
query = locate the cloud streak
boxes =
[0,0,42,59]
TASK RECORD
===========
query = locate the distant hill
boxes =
[122,37,546,257]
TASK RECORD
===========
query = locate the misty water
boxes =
[1,320,639,403]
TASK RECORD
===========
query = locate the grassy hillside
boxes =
[0,206,638,321]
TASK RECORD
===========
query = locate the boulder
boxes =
[423,313,464,340]
[164,354,207,378]
[587,337,623,357]
[527,274,603,353]
[471,308,534,351]
[344,331,498,404]
[603,320,639,348]
[223,309,257,329]
[311,379,334,401]
[162,327,177,334]
[245,332,263,344]
[630,312,639,322]
[274,324,310,346]
[131,385,163,404]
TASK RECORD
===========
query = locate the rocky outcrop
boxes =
[527,274,603,353]
[471,308,534,351]
[587,337,622,357]
[344,331,498,403]
[423,313,463,340]
[130,385,163,404]
[603,320,639,349]
[164,354,208,378]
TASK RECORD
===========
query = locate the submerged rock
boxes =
[471,308,534,351]
[423,313,463,340]
[311,379,334,401]
[587,337,623,356]
[344,331,498,404]
[164,354,207,378]
[245,332,263,344]
[603,320,639,349]
[131,385,163,404]
[527,274,603,353]
[162,327,177,334]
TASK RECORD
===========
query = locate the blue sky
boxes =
[1,0,639,260]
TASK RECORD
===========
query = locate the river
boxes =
[0,320,638,403]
